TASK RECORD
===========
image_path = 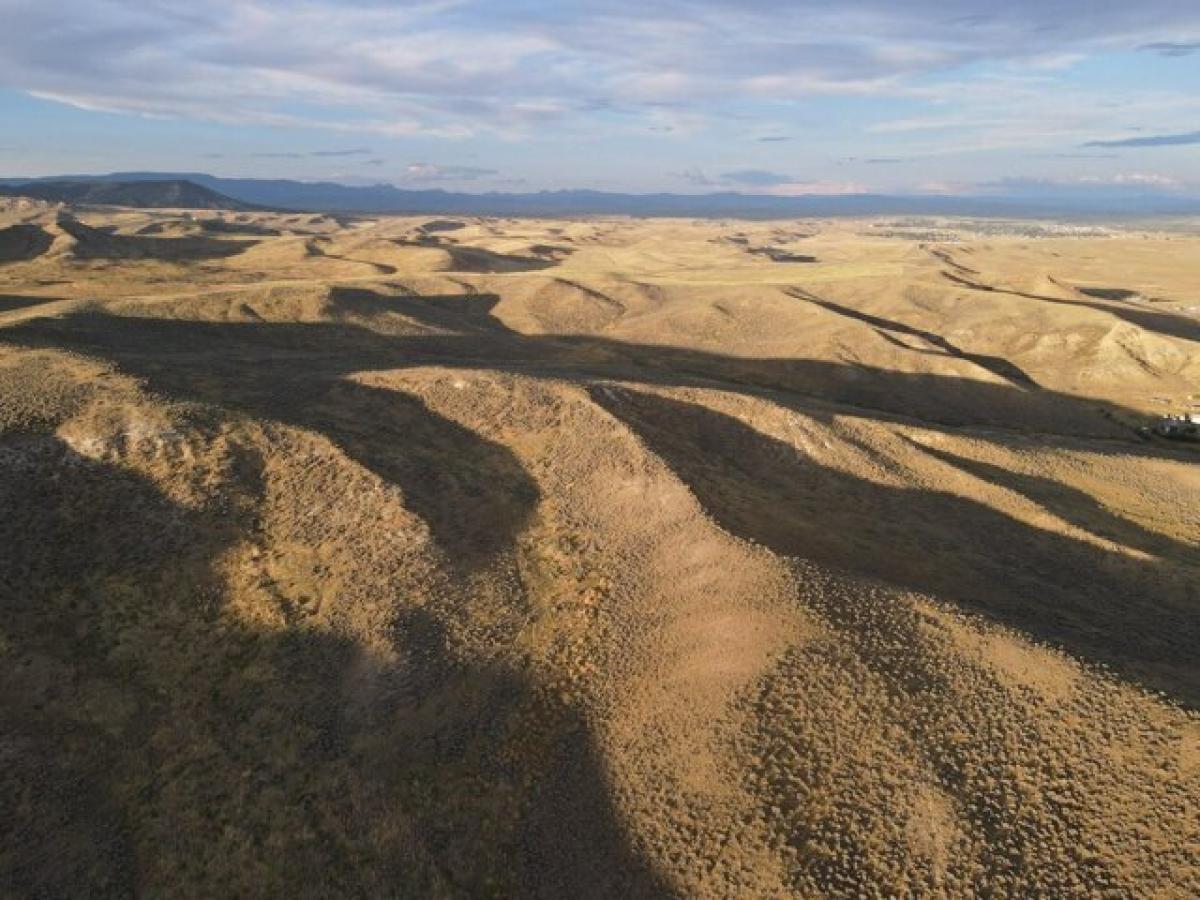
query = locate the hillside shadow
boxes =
[588,388,1200,708]
[198,218,282,237]
[749,247,817,263]
[4,289,1193,493]
[1077,287,1138,302]
[3,293,1197,699]
[1049,293,1200,345]
[0,223,53,263]
[390,239,558,273]
[943,270,1200,345]
[418,219,467,234]
[0,436,670,898]
[790,288,1040,389]
[0,294,58,313]
[2,310,539,569]
[58,217,258,262]
[329,286,513,335]
[910,440,1195,559]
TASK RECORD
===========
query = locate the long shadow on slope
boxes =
[326,290,1157,448]
[943,271,1200,346]
[1,310,539,568]
[0,435,670,898]
[0,223,54,263]
[3,292,1192,490]
[390,239,559,273]
[0,294,59,313]
[58,217,259,262]
[589,388,1200,708]
[4,302,1197,704]
[329,286,515,334]
[791,288,1040,389]
[910,440,1195,559]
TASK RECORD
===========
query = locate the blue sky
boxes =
[1,0,1198,195]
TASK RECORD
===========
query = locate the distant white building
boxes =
[1153,413,1200,441]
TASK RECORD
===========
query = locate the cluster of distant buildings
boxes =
[1151,412,1200,441]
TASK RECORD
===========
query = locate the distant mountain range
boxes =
[1,172,1195,219]
[0,178,258,211]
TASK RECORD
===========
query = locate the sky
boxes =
[1,0,1198,197]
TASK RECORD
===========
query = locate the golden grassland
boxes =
[2,199,1198,897]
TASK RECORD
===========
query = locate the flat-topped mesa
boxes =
[0,179,257,211]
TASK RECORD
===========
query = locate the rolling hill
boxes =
[3,172,1197,218]
[0,178,259,211]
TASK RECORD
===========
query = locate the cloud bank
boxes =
[1,0,1198,138]
[402,163,499,182]
[1083,130,1200,148]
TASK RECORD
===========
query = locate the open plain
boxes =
[2,200,1198,897]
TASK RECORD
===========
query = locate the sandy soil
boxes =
[1,205,1197,898]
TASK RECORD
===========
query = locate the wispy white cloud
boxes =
[1139,40,1200,57]
[720,169,794,187]
[864,78,1200,157]
[310,148,373,158]
[698,169,870,195]
[2,0,1198,137]
[3,0,1200,196]
[250,148,373,159]
[1083,130,1200,148]
[671,168,716,187]
[765,180,870,196]
[979,173,1189,192]
[401,163,499,182]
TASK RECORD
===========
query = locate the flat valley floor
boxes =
[2,201,1198,897]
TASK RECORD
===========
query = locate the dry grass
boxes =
[1,206,1197,897]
